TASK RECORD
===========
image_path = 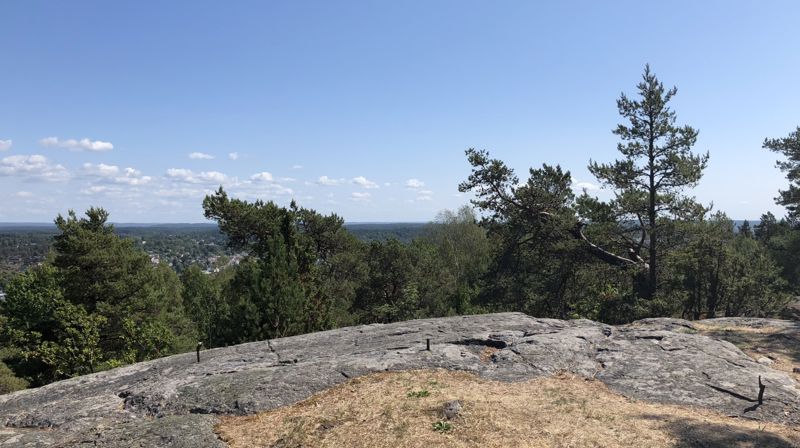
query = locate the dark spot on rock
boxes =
[123,394,163,417]
[635,334,664,341]
[452,338,507,349]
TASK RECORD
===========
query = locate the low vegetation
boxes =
[216,369,800,448]
[693,321,800,382]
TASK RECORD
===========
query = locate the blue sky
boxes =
[1,1,798,222]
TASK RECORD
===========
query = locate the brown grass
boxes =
[693,324,800,382]
[691,323,786,335]
[215,369,800,448]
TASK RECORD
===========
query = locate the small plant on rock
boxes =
[407,389,430,398]
[432,420,452,433]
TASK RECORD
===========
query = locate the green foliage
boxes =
[587,64,708,298]
[739,220,753,238]
[37,301,105,377]
[0,359,27,395]
[755,213,800,294]
[662,214,790,318]
[180,265,225,345]
[354,239,420,323]
[0,208,196,388]
[763,126,800,220]
[202,188,353,342]
[432,421,452,432]
[407,389,430,398]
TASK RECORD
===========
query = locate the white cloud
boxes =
[352,176,379,189]
[318,175,343,186]
[350,192,371,202]
[384,182,391,187]
[166,168,192,179]
[199,171,226,183]
[83,163,151,185]
[228,152,239,161]
[292,165,303,170]
[14,191,33,198]
[83,162,120,177]
[418,189,434,196]
[406,178,425,189]
[417,195,433,201]
[251,172,274,182]
[0,154,70,182]
[0,140,11,151]
[571,181,600,192]
[80,185,109,195]
[166,168,227,184]
[40,137,114,152]
[189,152,214,160]
[116,168,152,185]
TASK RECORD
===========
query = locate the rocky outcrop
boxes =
[1,313,798,447]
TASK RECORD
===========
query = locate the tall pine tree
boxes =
[588,65,708,298]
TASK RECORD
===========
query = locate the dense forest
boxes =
[1,66,799,394]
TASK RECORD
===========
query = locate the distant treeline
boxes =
[0,223,428,286]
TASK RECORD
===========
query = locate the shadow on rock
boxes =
[640,414,798,448]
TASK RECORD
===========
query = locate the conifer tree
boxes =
[589,65,708,298]
[763,127,800,220]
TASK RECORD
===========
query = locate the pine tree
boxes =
[739,220,753,238]
[763,127,800,220]
[588,65,708,298]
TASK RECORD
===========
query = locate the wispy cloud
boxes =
[318,175,343,186]
[350,192,371,202]
[250,172,274,182]
[40,137,113,152]
[228,152,239,161]
[406,178,425,189]
[189,152,214,160]
[416,189,434,201]
[292,164,303,170]
[80,185,109,195]
[0,139,11,151]
[352,176,379,189]
[166,168,227,184]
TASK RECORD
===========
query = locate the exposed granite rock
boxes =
[1,313,798,447]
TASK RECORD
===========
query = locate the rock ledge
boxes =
[1,313,798,447]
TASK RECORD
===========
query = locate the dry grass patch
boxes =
[215,369,800,448]
[692,323,786,335]
[694,324,800,382]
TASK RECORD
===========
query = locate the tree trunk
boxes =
[647,139,657,299]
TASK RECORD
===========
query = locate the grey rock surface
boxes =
[442,400,462,420]
[1,313,799,447]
